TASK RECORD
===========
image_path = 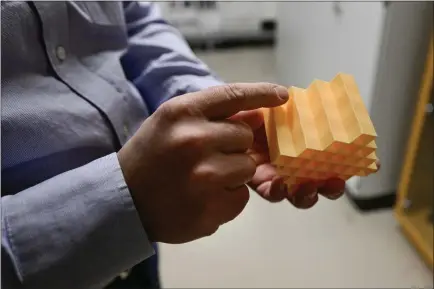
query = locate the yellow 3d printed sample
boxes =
[263,73,378,190]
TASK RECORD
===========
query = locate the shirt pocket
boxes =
[67,2,128,56]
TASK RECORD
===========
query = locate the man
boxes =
[1,2,351,289]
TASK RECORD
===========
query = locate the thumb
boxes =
[229,109,264,131]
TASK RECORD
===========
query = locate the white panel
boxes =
[276,2,385,108]
[276,2,433,198]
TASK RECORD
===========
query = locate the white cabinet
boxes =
[276,2,432,200]
[276,2,385,109]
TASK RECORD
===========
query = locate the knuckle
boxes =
[155,101,179,121]
[183,133,203,148]
[223,83,247,102]
[156,100,202,122]
[178,102,203,118]
[173,128,207,151]
[192,163,219,184]
[225,120,254,150]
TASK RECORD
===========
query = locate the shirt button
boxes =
[119,270,130,280]
[56,46,67,61]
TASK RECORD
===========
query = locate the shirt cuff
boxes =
[2,153,154,289]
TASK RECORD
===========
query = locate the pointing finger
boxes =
[173,83,289,120]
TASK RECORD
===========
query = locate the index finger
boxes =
[175,83,289,120]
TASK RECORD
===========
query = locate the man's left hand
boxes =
[230,109,380,209]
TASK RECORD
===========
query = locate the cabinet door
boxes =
[359,3,433,197]
[276,2,385,109]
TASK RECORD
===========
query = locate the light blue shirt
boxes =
[1,2,223,288]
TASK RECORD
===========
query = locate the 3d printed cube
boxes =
[262,73,378,190]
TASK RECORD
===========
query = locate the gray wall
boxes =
[359,2,433,197]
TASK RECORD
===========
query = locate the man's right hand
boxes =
[117,83,289,244]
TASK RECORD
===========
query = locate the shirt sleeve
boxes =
[120,1,224,112]
[1,153,154,289]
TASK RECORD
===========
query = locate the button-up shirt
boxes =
[1,2,222,289]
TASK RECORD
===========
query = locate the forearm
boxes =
[1,153,153,289]
[121,1,224,112]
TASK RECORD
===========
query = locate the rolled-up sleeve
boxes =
[121,1,224,113]
[1,153,154,289]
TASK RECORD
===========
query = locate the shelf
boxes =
[396,209,433,270]
[395,35,433,270]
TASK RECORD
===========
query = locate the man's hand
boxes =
[230,109,381,209]
[117,83,289,244]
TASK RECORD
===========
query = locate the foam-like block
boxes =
[262,73,378,190]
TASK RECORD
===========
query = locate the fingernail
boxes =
[328,190,345,200]
[296,193,318,209]
[307,191,317,199]
[274,86,289,100]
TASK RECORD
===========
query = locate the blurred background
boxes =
[157,1,433,288]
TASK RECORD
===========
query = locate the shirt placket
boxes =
[31,1,131,149]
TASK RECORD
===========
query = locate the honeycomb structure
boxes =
[262,73,378,190]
